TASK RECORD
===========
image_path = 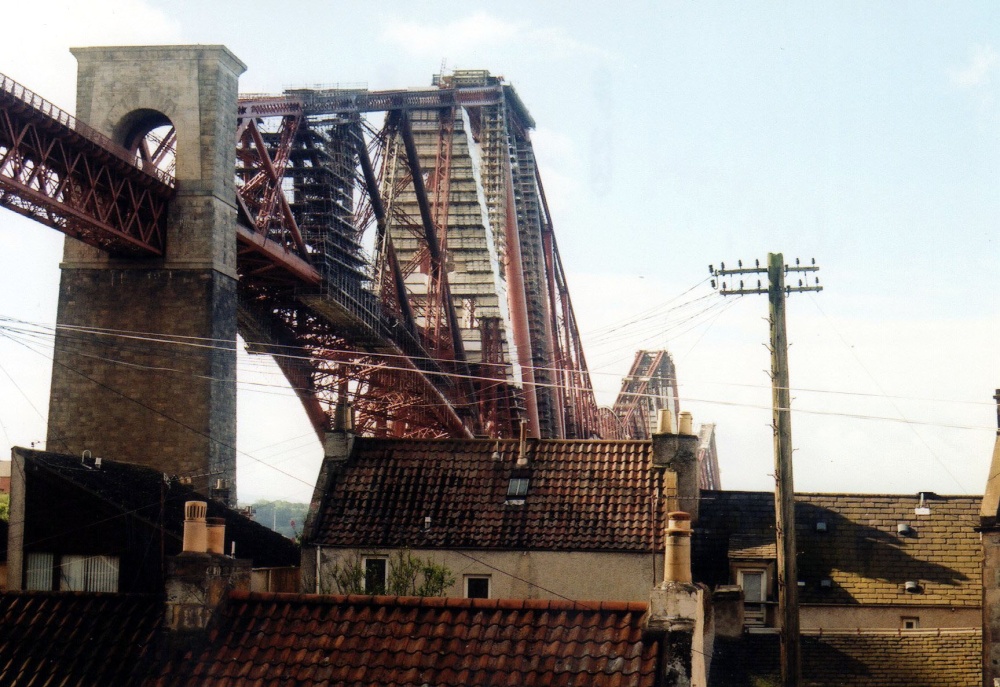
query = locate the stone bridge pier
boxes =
[47,46,245,500]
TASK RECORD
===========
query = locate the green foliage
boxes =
[323,550,455,597]
[386,550,456,597]
[327,553,365,595]
[0,493,8,521]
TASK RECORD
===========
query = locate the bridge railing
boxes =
[0,72,175,188]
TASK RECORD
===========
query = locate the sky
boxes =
[0,1,997,503]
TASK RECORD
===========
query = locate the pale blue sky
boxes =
[0,2,997,501]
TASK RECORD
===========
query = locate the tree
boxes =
[324,550,455,597]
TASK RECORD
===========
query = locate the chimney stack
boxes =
[167,505,249,637]
[645,509,710,686]
[209,479,231,505]
[652,411,701,523]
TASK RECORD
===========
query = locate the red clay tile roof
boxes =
[152,591,661,687]
[0,591,162,686]
[711,629,981,686]
[695,491,981,606]
[308,437,664,552]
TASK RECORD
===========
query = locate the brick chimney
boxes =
[165,501,250,636]
[652,410,701,523]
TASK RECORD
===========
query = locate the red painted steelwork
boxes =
[0,72,173,256]
[0,67,606,443]
[611,350,681,440]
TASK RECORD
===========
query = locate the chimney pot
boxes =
[656,409,674,434]
[664,511,693,584]
[182,501,208,554]
[678,411,694,435]
[206,517,226,555]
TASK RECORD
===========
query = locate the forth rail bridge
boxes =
[0,46,678,495]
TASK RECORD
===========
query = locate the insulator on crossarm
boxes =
[738,259,743,268]
[722,281,727,290]
[811,257,816,265]
[795,257,800,265]
[708,264,714,274]
[798,279,803,287]
[711,279,716,289]
[740,280,744,288]
[755,259,760,267]
[721,262,725,270]
[757,279,761,288]
[815,277,820,285]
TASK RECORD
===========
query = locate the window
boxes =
[507,477,529,498]
[364,557,387,594]
[25,553,119,592]
[465,575,490,599]
[25,552,54,591]
[60,555,119,592]
[902,616,919,630]
[739,569,765,602]
[737,568,767,625]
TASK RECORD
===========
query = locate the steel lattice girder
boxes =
[238,288,471,438]
[0,75,173,256]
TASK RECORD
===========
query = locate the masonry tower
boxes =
[47,46,245,497]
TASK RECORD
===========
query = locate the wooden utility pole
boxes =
[710,252,821,687]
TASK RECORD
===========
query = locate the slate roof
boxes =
[695,490,981,606]
[15,448,299,568]
[0,591,162,686]
[711,629,981,687]
[152,591,661,687]
[307,438,664,552]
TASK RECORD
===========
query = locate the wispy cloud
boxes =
[380,12,611,62]
[951,44,999,89]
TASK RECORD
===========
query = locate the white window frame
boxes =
[465,575,491,599]
[736,567,768,625]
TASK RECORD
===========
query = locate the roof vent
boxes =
[904,580,922,594]
[915,492,931,516]
[815,521,827,532]
[897,523,915,537]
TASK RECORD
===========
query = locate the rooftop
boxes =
[711,629,981,686]
[306,437,665,552]
[154,592,660,686]
[14,447,299,569]
[695,490,982,606]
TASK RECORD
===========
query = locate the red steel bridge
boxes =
[0,65,669,442]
